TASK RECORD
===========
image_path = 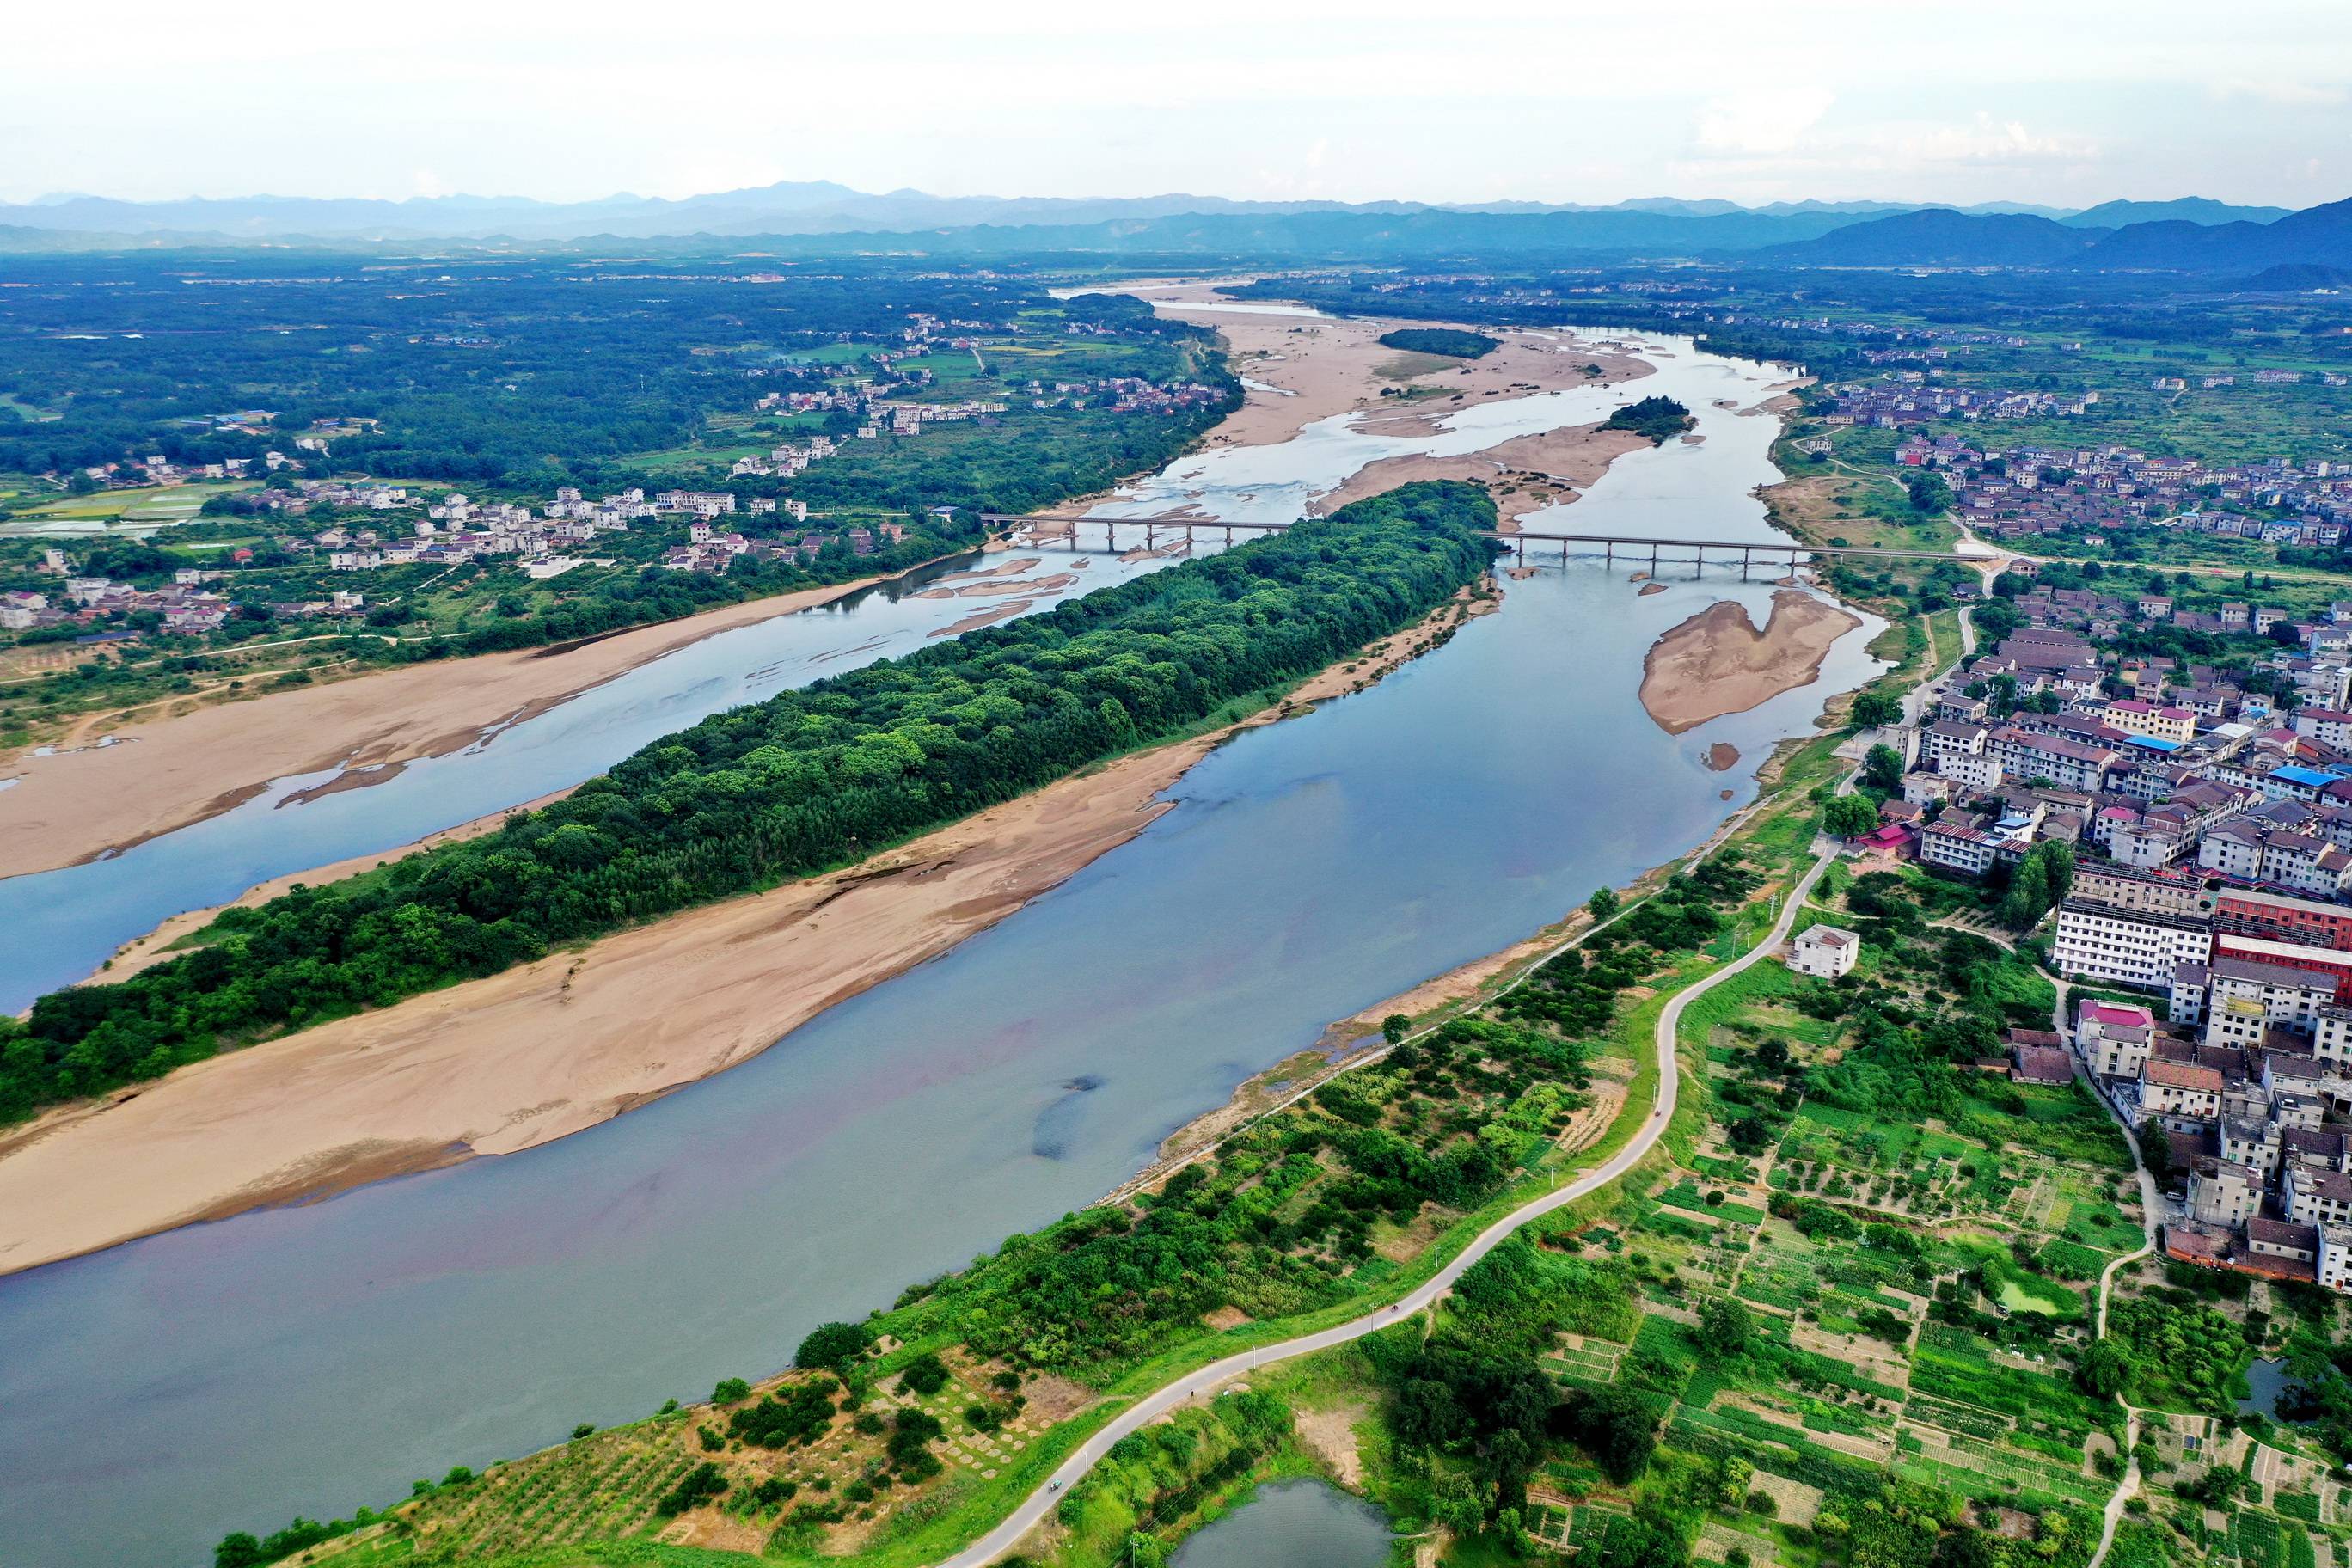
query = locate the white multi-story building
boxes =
[2053,901,2214,991]
[2318,1225,2352,1290]
[2287,1166,2352,1228]
[2204,955,2337,1048]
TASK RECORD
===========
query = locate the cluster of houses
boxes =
[2061,965,2352,1292]
[1,554,363,635]
[1887,437,2352,547]
[1853,584,2352,1291]
[1824,382,2096,427]
[0,474,917,641]
[730,435,842,480]
[1021,376,1226,416]
[70,450,279,489]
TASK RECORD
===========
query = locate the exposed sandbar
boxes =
[0,569,925,881]
[1638,590,1862,735]
[0,593,1481,1277]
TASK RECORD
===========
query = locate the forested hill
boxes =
[0,482,1501,1122]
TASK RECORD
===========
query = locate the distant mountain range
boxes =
[0,182,2292,247]
[0,183,2335,275]
[1753,198,2352,273]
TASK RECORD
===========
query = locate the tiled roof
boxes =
[2144,1058,2224,1093]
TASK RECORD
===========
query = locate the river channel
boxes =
[0,332,1883,1567]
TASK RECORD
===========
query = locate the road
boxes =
[933,838,1845,1568]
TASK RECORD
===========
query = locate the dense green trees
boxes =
[1822,794,1879,838]
[1376,328,1501,359]
[1601,397,1695,444]
[1998,841,2074,931]
[0,483,1498,1122]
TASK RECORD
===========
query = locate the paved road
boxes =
[933,841,1845,1568]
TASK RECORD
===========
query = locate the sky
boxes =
[6,0,2349,211]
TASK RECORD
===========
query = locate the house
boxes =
[2011,1044,2075,1087]
[2074,998,2159,1077]
[2188,1159,2263,1225]
[2202,955,2339,1048]
[2137,1057,2225,1127]
[1787,925,1861,980]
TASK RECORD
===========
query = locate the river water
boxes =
[0,334,1883,1568]
[0,550,1186,1011]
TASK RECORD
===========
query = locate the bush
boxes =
[899,1353,952,1396]
[657,1461,729,1517]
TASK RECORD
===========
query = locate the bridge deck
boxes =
[981,513,1964,561]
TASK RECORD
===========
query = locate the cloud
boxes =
[1895,113,2099,167]
[1693,89,1835,156]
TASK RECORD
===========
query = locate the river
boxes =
[0,549,1185,1011]
[0,333,1883,1568]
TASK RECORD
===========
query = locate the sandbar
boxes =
[1638,590,1862,735]
[1308,423,1653,526]
[1115,281,1650,450]
[0,568,927,881]
[0,592,1483,1277]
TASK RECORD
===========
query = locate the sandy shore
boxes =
[0,591,1485,1277]
[0,570,928,882]
[1308,423,1653,528]
[1117,282,1651,450]
[1638,590,1863,735]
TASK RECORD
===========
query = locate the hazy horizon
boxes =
[9,0,2348,211]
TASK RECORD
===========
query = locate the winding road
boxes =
[934,836,1845,1568]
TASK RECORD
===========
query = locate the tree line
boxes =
[0,482,1499,1122]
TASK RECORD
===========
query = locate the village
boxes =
[1841,565,2352,1297]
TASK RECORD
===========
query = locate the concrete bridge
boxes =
[982,512,1956,577]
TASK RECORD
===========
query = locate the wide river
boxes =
[0,332,1883,1567]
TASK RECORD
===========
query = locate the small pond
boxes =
[1167,1479,1395,1568]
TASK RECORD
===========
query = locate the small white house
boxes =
[1787,924,1861,980]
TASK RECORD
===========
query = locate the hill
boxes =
[2061,197,2289,228]
[1755,198,2352,273]
[1755,208,2104,267]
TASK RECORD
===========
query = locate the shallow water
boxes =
[0,335,1882,1568]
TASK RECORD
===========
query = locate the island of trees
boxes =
[1600,395,1696,444]
[1376,328,1500,359]
[0,482,1500,1123]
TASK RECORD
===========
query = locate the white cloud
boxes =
[1694,90,1835,156]
[1896,113,2100,167]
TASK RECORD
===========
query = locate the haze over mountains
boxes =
[1,182,2341,275]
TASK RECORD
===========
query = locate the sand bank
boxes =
[1308,423,1652,526]
[1117,281,1650,450]
[0,591,1485,1277]
[1638,590,1863,735]
[0,569,929,882]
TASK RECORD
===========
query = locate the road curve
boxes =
[932,840,1843,1568]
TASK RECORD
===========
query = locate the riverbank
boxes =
[1638,589,1864,734]
[0,566,937,882]
[0,588,1491,1279]
[1306,422,1653,527]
